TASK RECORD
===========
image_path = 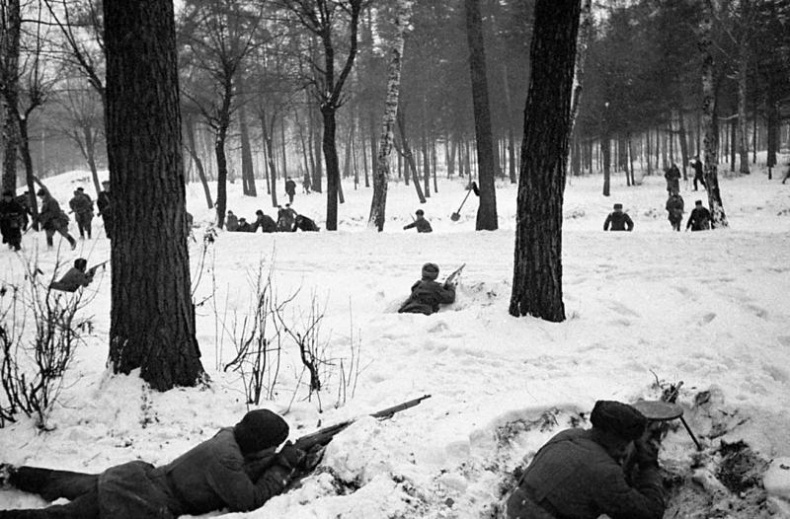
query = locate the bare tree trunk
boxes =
[184,116,213,209]
[260,110,279,208]
[677,108,689,180]
[369,1,409,230]
[396,107,426,204]
[1,0,21,195]
[736,41,750,174]
[701,0,728,228]
[104,0,204,390]
[239,102,258,196]
[464,0,498,230]
[510,0,580,323]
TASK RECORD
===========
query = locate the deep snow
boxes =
[2,161,790,518]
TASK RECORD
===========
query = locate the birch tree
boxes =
[369,1,411,231]
[700,0,728,228]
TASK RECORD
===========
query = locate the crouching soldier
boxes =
[398,263,456,316]
[505,400,665,519]
[603,203,634,232]
[0,409,309,518]
[403,209,432,233]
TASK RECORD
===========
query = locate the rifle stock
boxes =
[291,394,431,452]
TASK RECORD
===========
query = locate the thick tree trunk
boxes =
[700,1,728,228]
[104,0,204,391]
[1,0,21,195]
[464,0,498,231]
[510,0,580,322]
[766,78,778,169]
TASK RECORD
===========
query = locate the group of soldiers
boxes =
[0,181,113,252]
[226,204,319,234]
[603,156,713,233]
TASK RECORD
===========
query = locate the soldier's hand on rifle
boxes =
[633,435,659,468]
[276,443,307,470]
[302,445,325,471]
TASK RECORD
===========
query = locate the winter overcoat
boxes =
[398,279,455,315]
[98,428,290,518]
[506,428,665,519]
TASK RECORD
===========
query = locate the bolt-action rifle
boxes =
[244,395,431,482]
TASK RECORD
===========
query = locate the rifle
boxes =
[87,260,109,276]
[291,394,431,454]
[444,264,466,286]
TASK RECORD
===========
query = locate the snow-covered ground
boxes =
[2,160,790,517]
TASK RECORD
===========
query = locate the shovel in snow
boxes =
[450,187,474,222]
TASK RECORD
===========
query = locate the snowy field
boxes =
[2,160,790,517]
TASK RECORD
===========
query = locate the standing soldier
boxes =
[36,189,77,250]
[0,191,24,251]
[97,180,114,240]
[690,156,706,191]
[665,192,684,232]
[603,203,634,232]
[664,164,681,194]
[285,177,297,204]
[14,191,31,231]
[69,187,95,239]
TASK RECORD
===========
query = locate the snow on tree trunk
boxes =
[700,0,728,228]
[464,0,498,231]
[104,0,204,391]
[369,0,411,231]
[509,0,581,323]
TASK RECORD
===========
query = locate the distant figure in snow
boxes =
[236,217,254,233]
[253,209,277,233]
[36,188,77,250]
[686,200,711,231]
[664,163,681,194]
[690,156,706,191]
[276,204,297,232]
[50,258,94,293]
[226,210,239,232]
[0,190,24,251]
[403,209,433,233]
[302,172,311,194]
[0,409,311,519]
[665,192,684,232]
[603,203,634,232]
[285,177,297,204]
[505,400,665,519]
[398,263,456,316]
[96,180,113,240]
[294,214,320,232]
[68,187,94,240]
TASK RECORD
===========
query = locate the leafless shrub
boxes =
[222,259,292,406]
[0,259,92,429]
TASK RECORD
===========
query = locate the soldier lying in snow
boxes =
[0,410,310,519]
[398,263,456,316]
